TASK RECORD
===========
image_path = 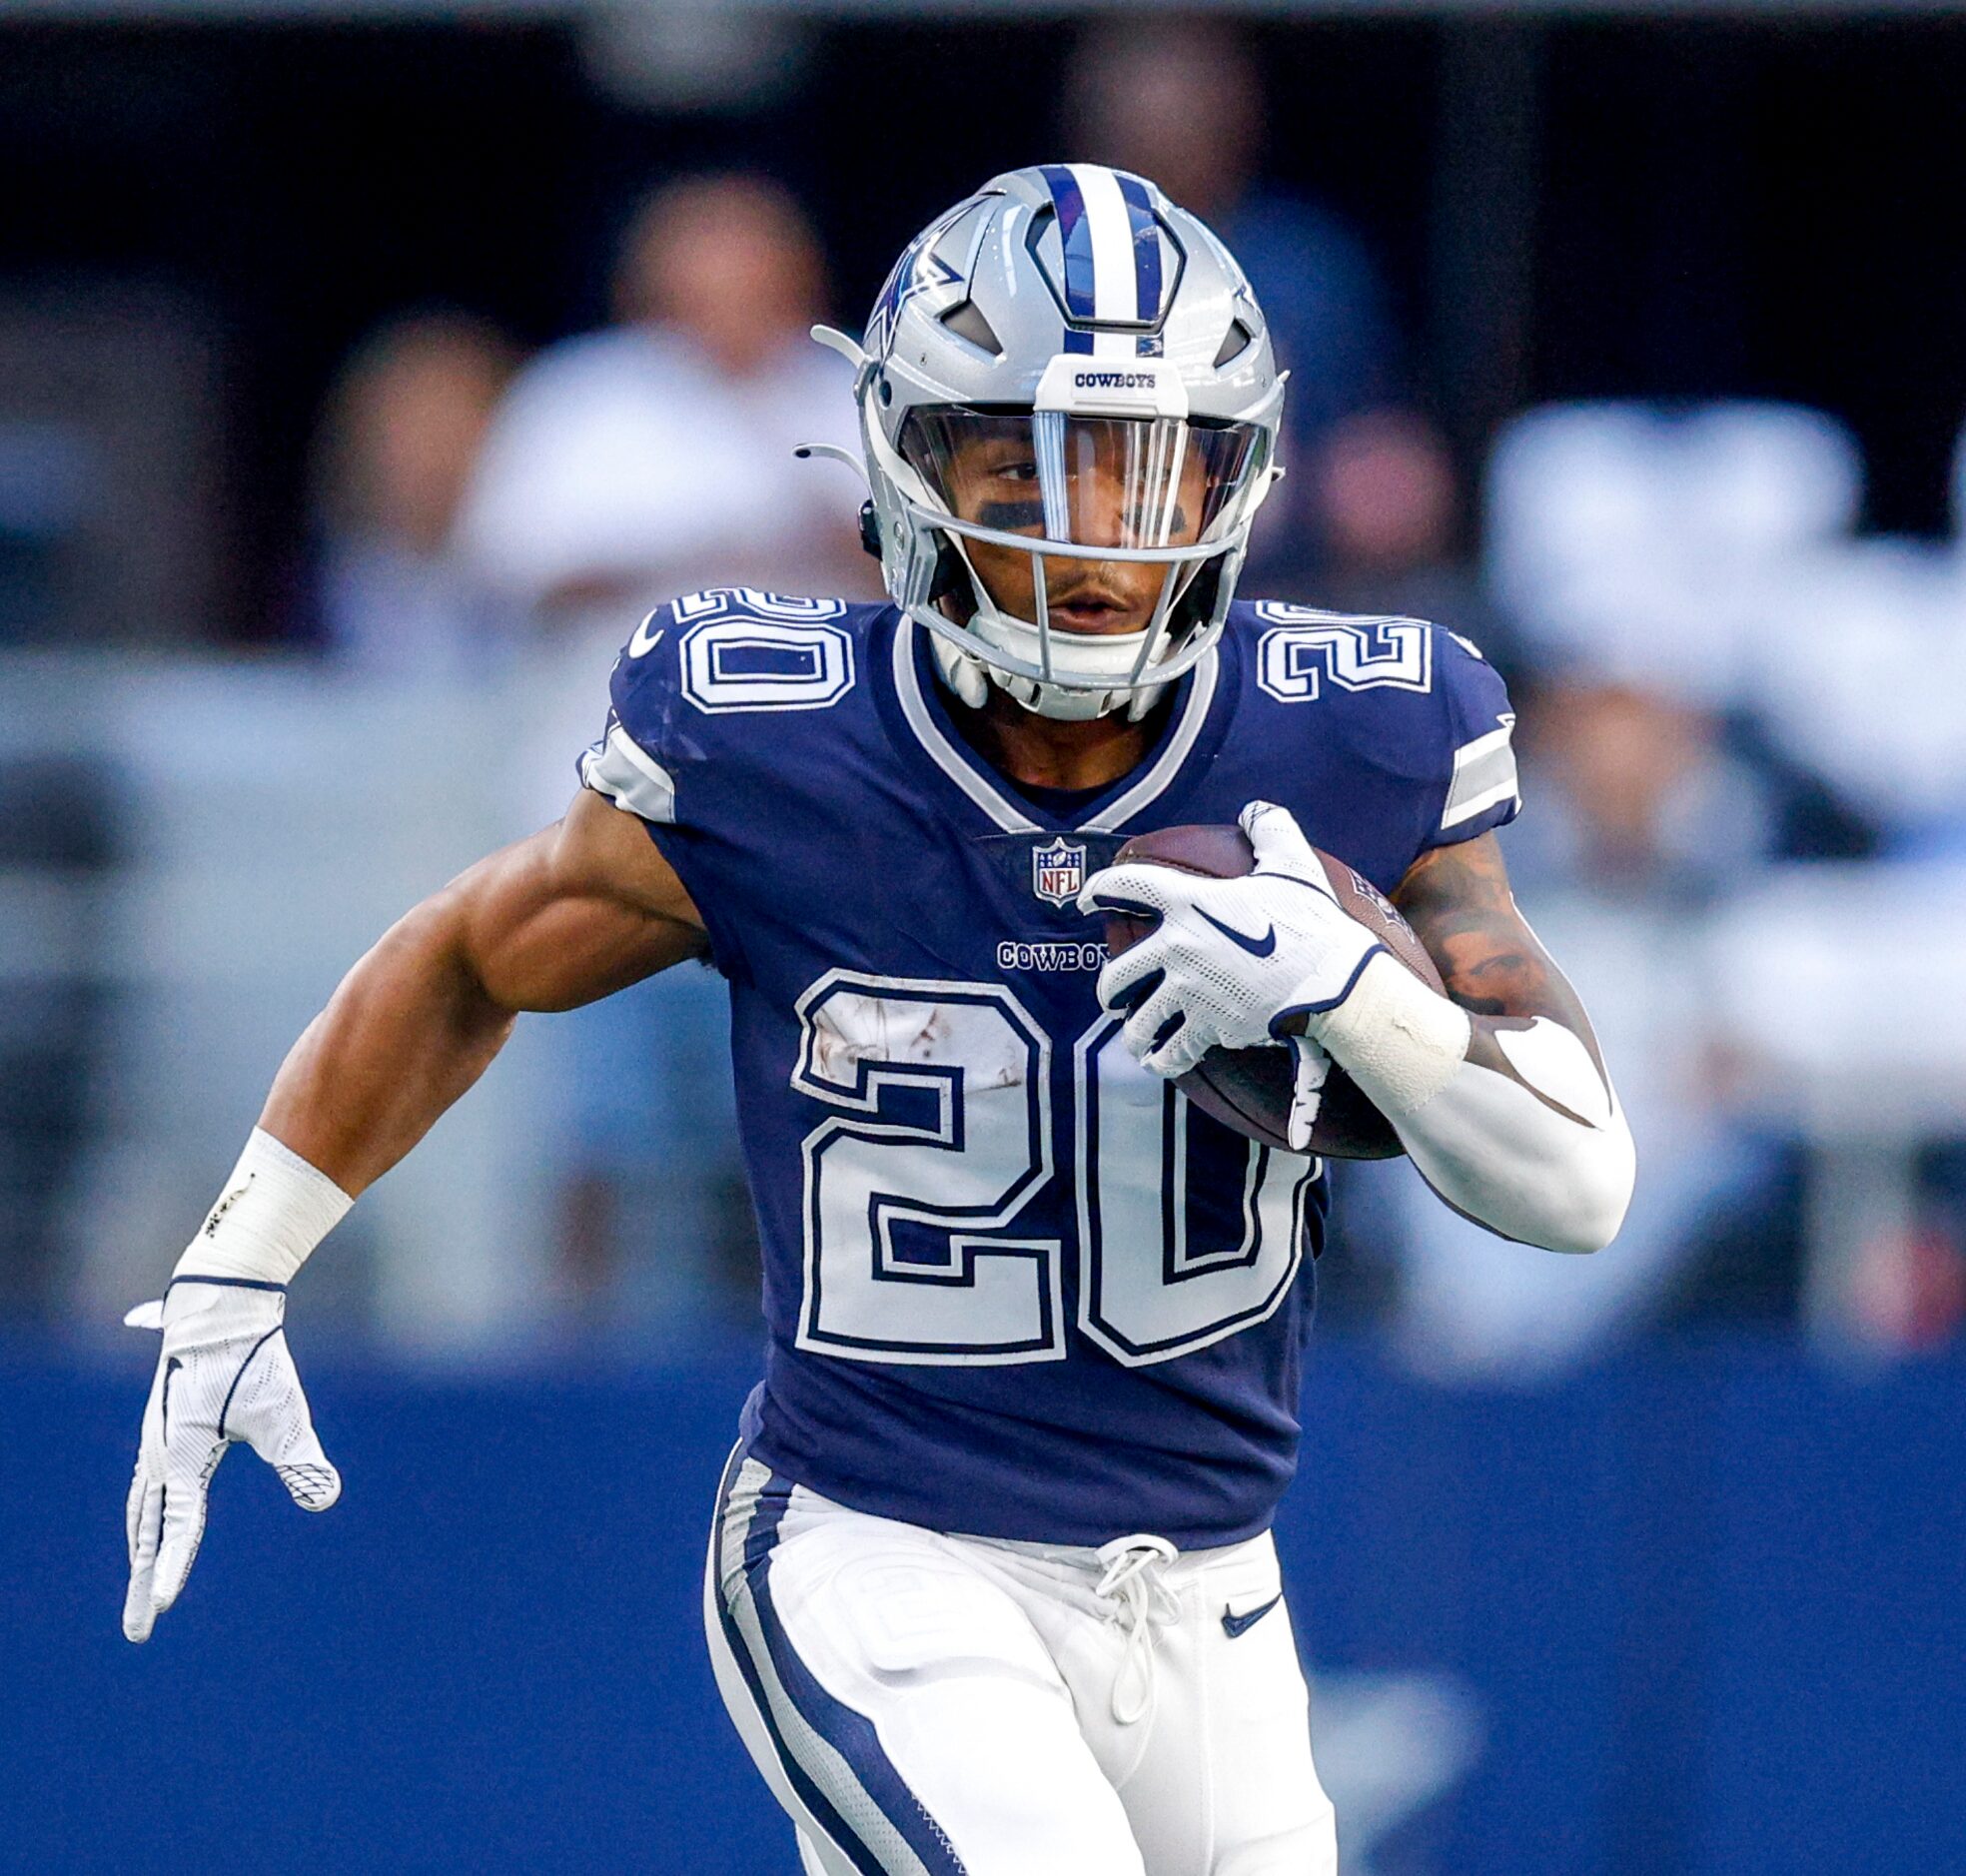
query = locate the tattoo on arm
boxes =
[1395,832,1608,1095]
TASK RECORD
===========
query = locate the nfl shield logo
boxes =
[1031,837,1087,907]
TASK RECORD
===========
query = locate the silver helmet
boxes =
[813,164,1286,721]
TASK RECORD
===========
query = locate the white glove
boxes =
[1287,1032,1335,1151]
[1079,801,1387,1079]
[122,1278,340,1643]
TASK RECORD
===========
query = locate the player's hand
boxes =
[1078,801,1385,1078]
[1286,1030,1335,1153]
[122,1279,340,1643]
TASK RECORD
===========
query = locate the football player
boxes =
[123,166,1633,1875]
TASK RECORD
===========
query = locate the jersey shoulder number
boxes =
[1249,601,1435,703]
[582,588,868,827]
[1236,599,1521,848]
[625,587,856,716]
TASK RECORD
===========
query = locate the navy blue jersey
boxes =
[579,590,1518,1547]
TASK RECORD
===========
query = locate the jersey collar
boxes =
[888,614,1225,835]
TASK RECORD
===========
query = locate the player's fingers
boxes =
[1289,1033,1332,1091]
[1094,942,1165,1016]
[229,1334,342,1511]
[271,1423,342,1514]
[1121,981,1197,1073]
[1077,863,1177,921]
[124,1344,172,1616]
[124,1447,156,1567]
[1239,801,1326,888]
[1142,1017,1208,1081]
[151,1439,225,1616]
[1287,1039,1331,1154]
[1238,798,1305,855]
[123,1472,163,1642]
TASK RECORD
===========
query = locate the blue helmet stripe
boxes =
[1115,172,1163,327]
[1039,163,1098,321]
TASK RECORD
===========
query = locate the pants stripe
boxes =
[712,1449,967,1876]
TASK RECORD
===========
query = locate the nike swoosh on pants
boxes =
[1222,1592,1283,1638]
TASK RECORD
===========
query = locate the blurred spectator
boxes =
[1748,535,1966,854]
[1512,679,1779,899]
[1483,398,1884,848]
[0,291,229,648]
[1482,400,1864,707]
[1064,16,1400,591]
[305,311,521,675]
[1306,409,1523,676]
[456,173,868,1333]
[456,171,867,623]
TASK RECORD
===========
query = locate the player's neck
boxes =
[950,683,1164,793]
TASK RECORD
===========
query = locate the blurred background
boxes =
[4,3,1965,1872]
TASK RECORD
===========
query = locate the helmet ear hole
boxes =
[928,537,971,609]
[1213,319,1256,369]
[1174,556,1225,638]
[939,299,1003,357]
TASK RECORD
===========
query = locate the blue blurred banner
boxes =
[8,1337,1962,1875]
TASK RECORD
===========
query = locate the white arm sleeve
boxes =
[1313,954,1636,1255]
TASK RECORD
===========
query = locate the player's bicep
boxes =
[1393,832,1607,1083]
[456,788,709,1014]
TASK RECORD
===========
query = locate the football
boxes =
[1102,824,1447,1159]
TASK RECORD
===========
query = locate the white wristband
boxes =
[1309,951,1472,1119]
[173,1128,353,1287]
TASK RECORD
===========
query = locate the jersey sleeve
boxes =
[574,598,762,979]
[574,590,871,980]
[1426,628,1522,848]
[576,603,691,830]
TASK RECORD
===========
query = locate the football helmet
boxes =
[814,164,1286,721]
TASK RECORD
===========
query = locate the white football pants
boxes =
[705,1447,1338,1875]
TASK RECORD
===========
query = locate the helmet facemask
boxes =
[870,375,1278,721]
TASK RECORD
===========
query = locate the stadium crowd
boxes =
[5,17,1964,1372]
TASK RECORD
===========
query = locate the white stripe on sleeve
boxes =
[1441,720,1520,829]
[580,723,678,825]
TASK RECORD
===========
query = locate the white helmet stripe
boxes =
[1069,162,1141,325]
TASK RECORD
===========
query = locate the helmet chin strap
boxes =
[928,631,1164,722]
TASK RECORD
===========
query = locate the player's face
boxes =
[939,422,1216,637]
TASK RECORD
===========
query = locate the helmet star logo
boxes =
[865,212,970,360]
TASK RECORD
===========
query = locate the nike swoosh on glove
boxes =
[123,1278,340,1643]
[1077,800,1386,1080]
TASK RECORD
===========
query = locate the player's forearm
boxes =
[1378,1030,1633,1255]
[259,890,515,1199]
[1350,831,1635,1251]
[1313,955,1634,1253]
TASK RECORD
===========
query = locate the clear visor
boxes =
[899,407,1265,552]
